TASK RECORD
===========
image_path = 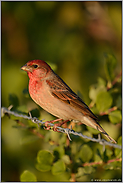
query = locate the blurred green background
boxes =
[2,1,121,182]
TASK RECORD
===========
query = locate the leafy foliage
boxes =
[78,144,93,162]
[96,91,112,112]
[51,160,66,175]
[108,110,122,124]
[104,53,117,82]
[20,170,37,182]
[36,150,53,172]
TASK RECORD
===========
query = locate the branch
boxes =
[83,157,122,167]
[2,107,122,149]
[107,71,122,90]
[100,106,117,116]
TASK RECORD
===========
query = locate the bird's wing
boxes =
[46,75,117,144]
[46,75,98,121]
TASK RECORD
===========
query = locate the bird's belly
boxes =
[29,84,83,121]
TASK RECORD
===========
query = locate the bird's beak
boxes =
[21,64,32,72]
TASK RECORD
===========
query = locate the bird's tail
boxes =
[83,116,117,144]
[96,125,117,144]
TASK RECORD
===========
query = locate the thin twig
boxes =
[107,71,122,90]
[1,107,122,149]
[100,106,117,116]
[83,158,122,167]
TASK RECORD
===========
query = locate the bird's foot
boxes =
[53,120,70,132]
[44,118,63,130]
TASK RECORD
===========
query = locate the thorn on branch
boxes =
[98,134,105,151]
[8,105,13,110]
[64,128,72,141]
[29,112,40,127]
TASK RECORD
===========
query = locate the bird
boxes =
[21,59,116,143]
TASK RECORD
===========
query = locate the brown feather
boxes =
[46,75,98,121]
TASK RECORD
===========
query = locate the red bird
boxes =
[21,59,116,143]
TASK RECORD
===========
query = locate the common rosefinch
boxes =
[21,60,116,143]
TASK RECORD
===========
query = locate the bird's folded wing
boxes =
[46,76,98,121]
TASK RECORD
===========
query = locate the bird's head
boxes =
[21,60,52,79]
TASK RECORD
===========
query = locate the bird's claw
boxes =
[44,121,52,130]
[43,126,51,130]
[52,124,60,132]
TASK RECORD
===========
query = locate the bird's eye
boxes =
[33,64,38,68]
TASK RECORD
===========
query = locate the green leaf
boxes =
[103,149,108,163]
[36,163,51,172]
[96,91,113,112]
[116,95,122,109]
[115,136,122,158]
[79,144,93,162]
[115,148,122,159]
[71,142,81,155]
[83,166,96,174]
[9,93,19,108]
[97,77,106,87]
[94,154,102,162]
[76,167,85,177]
[16,105,28,113]
[105,149,113,158]
[95,148,103,161]
[117,136,122,145]
[53,146,65,160]
[75,167,85,181]
[89,86,97,101]
[89,85,106,102]
[82,131,92,142]
[29,108,40,118]
[75,166,95,181]
[36,150,53,172]
[37,150,53,165]
[20,170,37,182]
[104,53,117,82]
[62,155,71,165]
[51,160,66,175]
[52,171,71,181]
[108,110,122,124]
